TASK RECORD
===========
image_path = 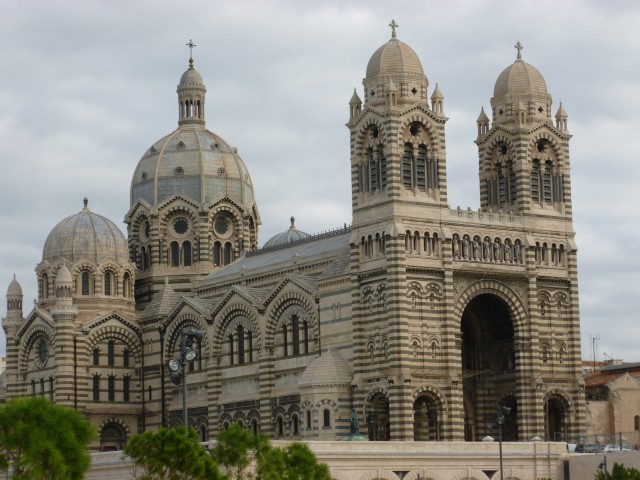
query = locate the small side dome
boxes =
[7,274,22,297]
[263,217,310,248]
[55,265,73,286]
[299,350,352,388]
[43,198,128,263]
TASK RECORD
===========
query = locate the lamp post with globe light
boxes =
[168,326,205,429]
[496,404,511,480]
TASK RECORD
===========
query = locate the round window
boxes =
[139,221,151,242]
[173,217,189,235]
[36,339,48,367]
[214,217,229,235]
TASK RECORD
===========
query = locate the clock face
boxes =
[172,217,189,235]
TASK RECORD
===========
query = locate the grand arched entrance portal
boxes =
[461,293,519,441]
[366,392,390,441]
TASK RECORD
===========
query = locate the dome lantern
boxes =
[177,39,206,127]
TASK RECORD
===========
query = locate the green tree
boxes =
[0,396,95,479]
[211,423,270,480]
[595,462,640,480]
[211,424,331,480]
[124,426,223,480]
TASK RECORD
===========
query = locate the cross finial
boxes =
[389,19,398,39]
[186,38,196,65]
[514,41,523,60]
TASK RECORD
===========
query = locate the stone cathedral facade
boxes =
[3,27,585,450]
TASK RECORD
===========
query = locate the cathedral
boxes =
[3,25,585,451]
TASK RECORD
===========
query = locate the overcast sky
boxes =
[1,0,639,362]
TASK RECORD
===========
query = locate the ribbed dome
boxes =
[43,199,128,263]
[263,217,310,248]
[494,59,548,98]
[55,265,73,285]
[7,275,22,297]
[179,63,204,87]
[131,128,256,209]
[299,350,352,388]
[366,38,424,79]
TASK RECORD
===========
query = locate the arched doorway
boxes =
[366,392,390,441]
[461,293,518,440]
[414,395,440,440]
[100,422,126,452]
[545,395,568,441]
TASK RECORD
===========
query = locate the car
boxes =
[575,444,601,453]
[603,444,632,452]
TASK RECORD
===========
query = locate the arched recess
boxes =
[212,303,262,358]
[544,389,572,441]
[98,418,131,452]
[164,314,209,371]
[18,323,56,373]
[86,324,143,362]
[456,281,527,442]
[364,387,390,441]
[412,385,448,441]
[264,291,318,351]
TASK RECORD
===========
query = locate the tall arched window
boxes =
[93,348,100,366]
[282,324,288,357]
[123,376,130,402]
[223,242,233,265]
[107,340,115,367]
[228,334,234,365]
[104,272,112,296]
[213,241,222,266]
[183,241,192,266]
[123,349,129,368]
[170,242,180,267]
[292,316,300,355]
[81,271,90,295]
[248,330,253,362]
[237,326,245,364]
[108,375,115,402]
[42,273,49,298]
[93,375,100,401]
[140,246,147,270]
[635,415,640,431]
[123,273,131,298]
[323,409,331,428]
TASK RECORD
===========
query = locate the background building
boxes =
[3,25,585,450]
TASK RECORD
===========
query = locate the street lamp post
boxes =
[496,404,511,480]
[168,326,204,430]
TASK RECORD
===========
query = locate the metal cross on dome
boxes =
[186,38,196,61]
[389,19,398,38]
[514,41,524,60]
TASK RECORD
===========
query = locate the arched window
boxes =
[292,415,299,436]
[108,375,115,402]
[277,417,284,437]
[104,271,112,296]
[237,326,245,364]
[248,330,253,362]
[323,409,331,428]
[123,376,130,402]
[306,410,312,430]
[292,316,300,355]
[40,378,44,395]
[49,377,54,401]
[93,348,100,366]
[213,241,222,266]
[303,320,309,354]
[183,241,192,266]
[123,349,129,368]
[81,271,90,295]
[282,324,288,357]
[228,334,234,365]
[402,143,413,188]
[252,419,258,435]
[107,340,115,367]
[123,272,131,298]
[140,246,147,270]
[170,241,180,267]
[635,415,640,431]
[93,375,100,401]
[223,242,233,265]
[42,273,49,298]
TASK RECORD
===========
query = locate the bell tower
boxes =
[476,41,573,218]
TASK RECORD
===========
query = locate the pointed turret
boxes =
[349,88,362,120]
[555,102,568,132]
[430,83,444,115]
[476,107,490,137]
[52,264,76,316]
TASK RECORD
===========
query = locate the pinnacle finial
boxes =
[514,41,523,60]
[83,197,88,208]
[186,38,196,66]
[290,216,295,229]
[389,19,398,39]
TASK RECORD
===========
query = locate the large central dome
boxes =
[130,58,256,212]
